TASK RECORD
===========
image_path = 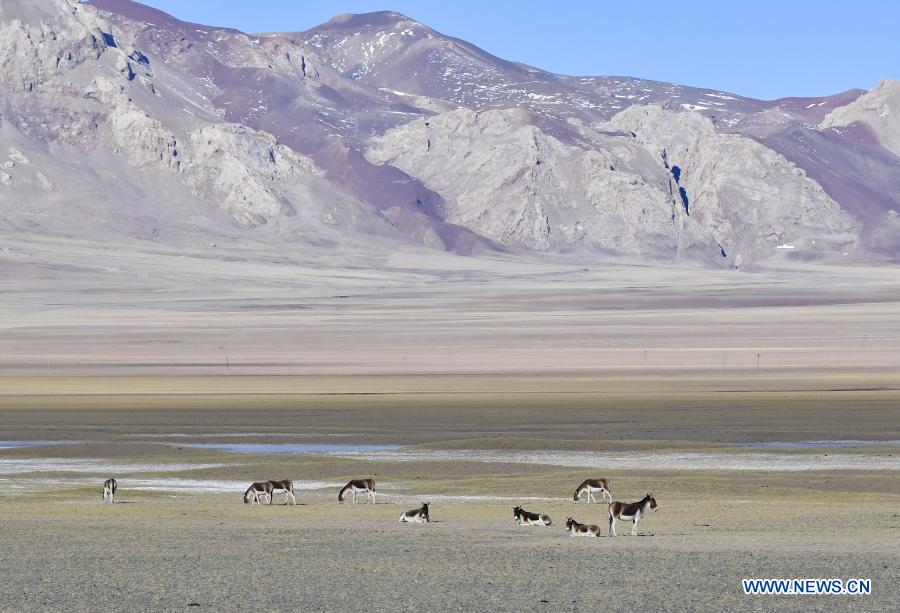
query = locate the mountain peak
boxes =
[317,11,422,31]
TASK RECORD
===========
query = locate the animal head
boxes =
[565,517,575,530]
[513,506,521,517]
[573,489,580,501]
[648,493,658,510]
[338,488,345,502]
[243,487,255,504]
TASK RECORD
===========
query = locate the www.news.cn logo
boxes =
[743,578,872,595]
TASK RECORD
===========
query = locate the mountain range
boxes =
[1,0,898,268]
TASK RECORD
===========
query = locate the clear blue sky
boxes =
[135,1,897,100]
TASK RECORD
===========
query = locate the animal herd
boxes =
[102,475,658,536]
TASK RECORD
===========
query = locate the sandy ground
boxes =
[0,375,898,611]
[1,495,897,612]
[3,234,900,376]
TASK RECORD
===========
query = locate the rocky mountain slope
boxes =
[1,0,897,266]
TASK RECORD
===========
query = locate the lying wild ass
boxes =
[574,478,611,504]
[399,502,430,523]
[513,506,552,526]
[102,478,117,503]
[565,517,602,537]
[608,493,658,536]
[338,479,375,504]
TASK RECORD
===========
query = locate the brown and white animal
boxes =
[101,478,117,503]
[565,517,602,537]
[574,478,611,504]
[399,502,430,523]
[608,493,658,536]
[243,481,273,506]
[513,506,552,526]
[338,479,375,504]
[267,480,296,505]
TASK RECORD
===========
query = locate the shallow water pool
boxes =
[0,441,82,450]
[180,443,402,455]
[740,440,900,449]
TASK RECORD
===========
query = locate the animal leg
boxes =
[609,516,616,537]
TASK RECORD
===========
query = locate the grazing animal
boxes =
[574,478,612,504]
[267,480,296,505]
[243,481,273,506]
[608,493,658,536]
[565,517,602,537]
[338,479,376,504]
[101,478,117,503]
[399,502,430,523]
[513,506,552,526]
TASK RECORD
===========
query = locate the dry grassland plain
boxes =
[1,375,897,612]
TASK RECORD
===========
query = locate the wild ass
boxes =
[513,506,552,526]
[101,478,117,503]
[399,502,430,523]
[564,517,602,537]
[243,481,273,506]
[608,493,658,536]
[267,480,296,505]
[338,479,375,504]
[574,478,611,504]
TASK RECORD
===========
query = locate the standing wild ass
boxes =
[608,493,658,536]
[574,478,611,504]
[338,479,375,504]
[243,481,273,506]
[102,478,117,503]
[267,480,296,505]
